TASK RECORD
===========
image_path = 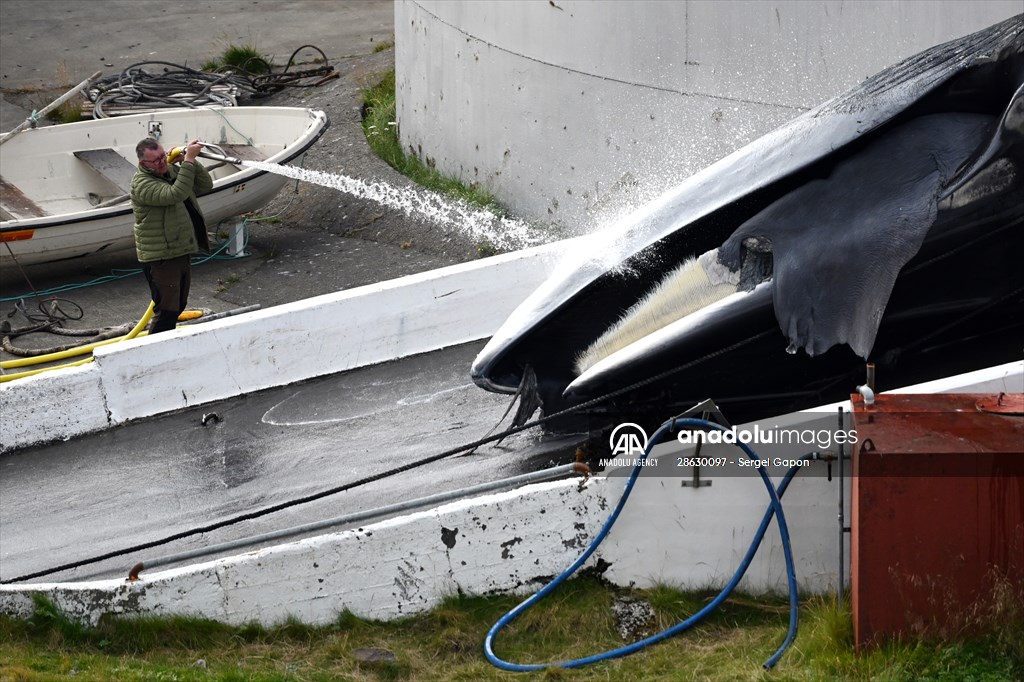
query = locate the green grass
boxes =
[3,577,1020,681]
[361,69,502,214]
[201,43,271,75]
[359,68,565,255]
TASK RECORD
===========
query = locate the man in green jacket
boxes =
[131,138,214,333]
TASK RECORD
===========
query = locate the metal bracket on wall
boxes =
[680,464,712,488]
[675,399,729,490]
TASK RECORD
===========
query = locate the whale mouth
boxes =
[574,249,744,376]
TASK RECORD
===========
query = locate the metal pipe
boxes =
[197,144,244,166]
[837,406,845,602]
[178,304,261,325]
[1,71,103,144]
[128,462,590,580]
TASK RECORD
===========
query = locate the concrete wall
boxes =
[3,361,1019,627]
[0,478,612,626]
[0,238,579,453]
[395,0,1022,230]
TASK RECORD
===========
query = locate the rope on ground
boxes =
[86,46,335,118]
[2,324,131,357]
[1,297,117,358]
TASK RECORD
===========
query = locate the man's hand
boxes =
[183,139,202,163]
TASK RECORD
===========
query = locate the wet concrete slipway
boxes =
[0,2,583,586]
[1,340,584,584]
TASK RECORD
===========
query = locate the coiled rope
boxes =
[86,45,335,118]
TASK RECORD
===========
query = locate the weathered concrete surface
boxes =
[0,239,573,452]
[0,340,585,585]
[1,361,1019,626]
[0,478,610,625]
[1,0,394,123]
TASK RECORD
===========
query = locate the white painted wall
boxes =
[0,237,580,453]
[0,478,612,626]
[395,0,1023,229]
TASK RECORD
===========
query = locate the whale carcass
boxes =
[471,16,1023,429]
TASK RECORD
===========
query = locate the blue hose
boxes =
[484,417,806,671]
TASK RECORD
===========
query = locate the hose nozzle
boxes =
[166,146,186,165]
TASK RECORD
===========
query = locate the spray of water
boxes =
[242,160,551,252]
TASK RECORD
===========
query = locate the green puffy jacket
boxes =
[130,161,214,263]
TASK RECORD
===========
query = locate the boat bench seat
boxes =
[74,149,137,195]
[0,176,48,220]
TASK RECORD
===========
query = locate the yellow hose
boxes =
[0,303,155,382]
[1,301,154,369]
[0,356,95,382]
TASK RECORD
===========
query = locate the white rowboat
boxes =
[0,106,329,267]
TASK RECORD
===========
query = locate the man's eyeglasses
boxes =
[140,149,167,166]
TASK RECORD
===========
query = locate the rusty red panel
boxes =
[850,393,1024,652]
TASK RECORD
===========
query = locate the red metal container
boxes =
[850,392,1024,651]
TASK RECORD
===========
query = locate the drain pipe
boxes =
[128,462,589,580]
[837,406,846,602]
[856,362,877,406]
[841,363,873,600]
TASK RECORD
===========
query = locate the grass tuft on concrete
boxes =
[361,69,502,214]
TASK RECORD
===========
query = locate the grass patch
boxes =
[359,67,564,255]
[3,579,1020,681]
[201,42,272,75]
[361,69,501,213]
